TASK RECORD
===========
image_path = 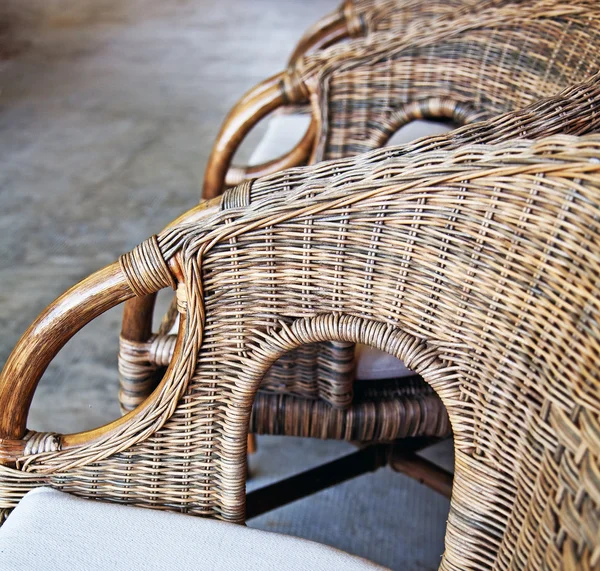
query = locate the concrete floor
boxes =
[0,2,450,568]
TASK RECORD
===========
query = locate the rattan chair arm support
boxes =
[119,198,220,408]
[223,121,316,187]
[202,71,311,199]
[287,1,355,65]
[0,263,131,445]
[0,239,186,466]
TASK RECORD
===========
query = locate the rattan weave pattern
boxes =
[154,74,600,413]
[296,2,600,161]
[1,134,599,569]
[242,1,600,412]
[122,72,600,419]
[318,0,519,48]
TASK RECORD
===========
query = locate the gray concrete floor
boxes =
[0,2,450,568]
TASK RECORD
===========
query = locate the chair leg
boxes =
[388,442,453,499]
[245,437,453,518]
[247,434,257,454]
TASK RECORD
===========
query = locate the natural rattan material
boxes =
[221,0,534,193]
[1,134,600,569]
[250,378,450,441]
[291,0,516,63]
[296,2,600,161]
[122,72,600,417]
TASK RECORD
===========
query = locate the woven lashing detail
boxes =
[23,432,60,456]
[119,235,176,297]
[282,67,309,104]
[342,0,366,37]
[118,335,178,412]
[375,98,484,146]
[220,180,252,211]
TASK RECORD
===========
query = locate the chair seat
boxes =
[0,488,386,570]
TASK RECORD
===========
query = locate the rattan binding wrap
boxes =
[250,377,450,441]
[2,134,600,569]
[124,73,600,416]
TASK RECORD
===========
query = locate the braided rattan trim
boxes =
[23,432,60,456]
[119,235,176,297]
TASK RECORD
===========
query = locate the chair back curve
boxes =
[1,135,599,569]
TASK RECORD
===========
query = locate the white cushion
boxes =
[248,112,452,165]
[249,112,312,166]
[249,114,451,383]
[0,488,386,571]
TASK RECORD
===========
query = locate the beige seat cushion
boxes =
[250,114,452,382]
[0,488,386,570]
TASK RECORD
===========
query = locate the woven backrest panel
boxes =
[296,1,600,162]
[2,135,599,569]
[349,0,515,37]
[254,73,600,405]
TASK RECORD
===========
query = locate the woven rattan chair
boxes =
[118,73,600,450]
[207,0,600,196]
[1,134,599,569]
[219,0,516,189]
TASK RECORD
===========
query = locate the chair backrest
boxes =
[296,0,600,161]
[1,134,599,569]
[209,0,524,197]
[354,0,509,36]
[203,0,600,209]
[291,0,516,62]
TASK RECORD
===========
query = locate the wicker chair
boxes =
[219,0,516,190]
[1,134,599,569]
[207,0,600,195]
[118,72,600,447]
